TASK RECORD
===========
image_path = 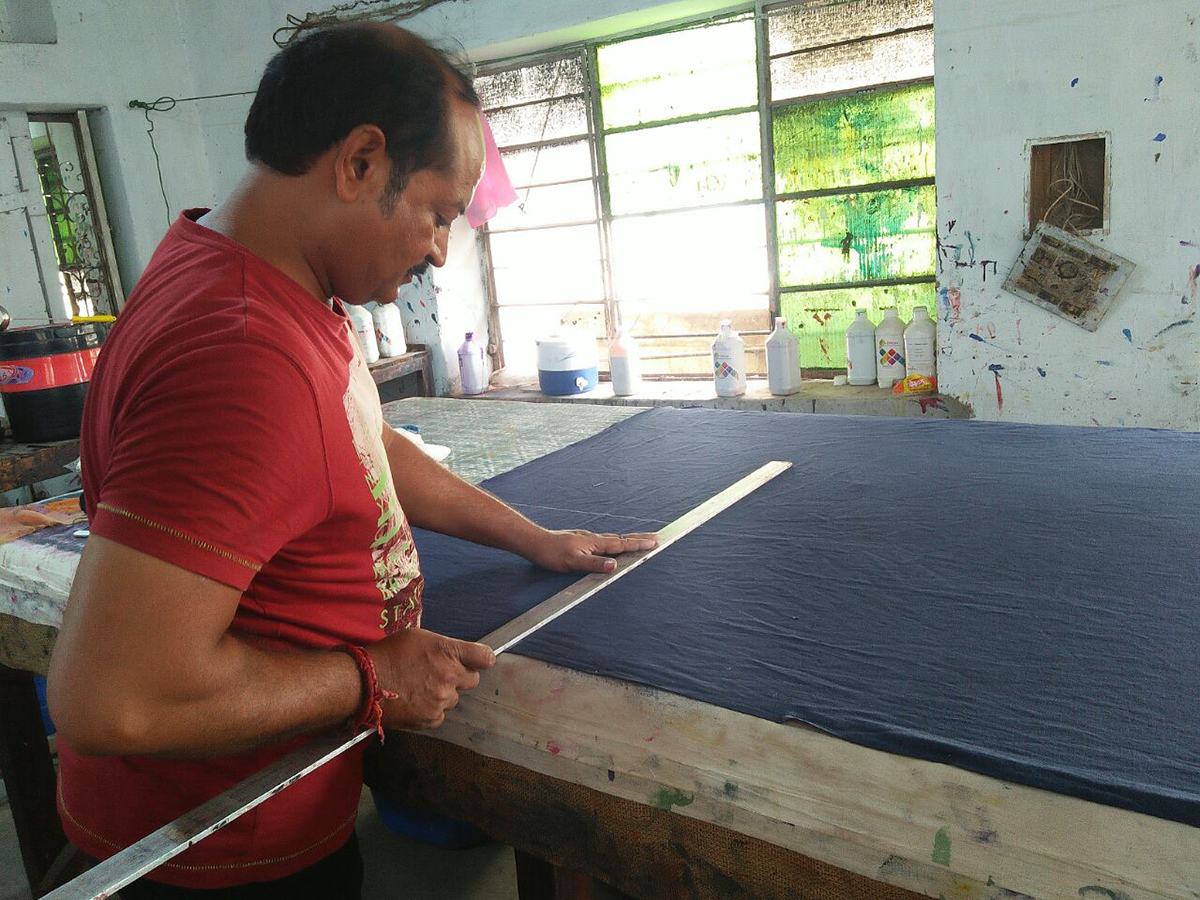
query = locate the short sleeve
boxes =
[88,340,332,590]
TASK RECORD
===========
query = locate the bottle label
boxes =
[878,339,905,369]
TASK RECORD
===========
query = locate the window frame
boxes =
[477,0,935,379]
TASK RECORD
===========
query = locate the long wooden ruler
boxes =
[44,460,790,900]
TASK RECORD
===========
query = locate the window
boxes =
[478,0,934,378]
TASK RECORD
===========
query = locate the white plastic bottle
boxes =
[845,310,877,386]
[372,303,406,358]
[457,332,488,395]
[712,320,747,398]
[608,327,642,396]
[874,308,907,389]
[904,305,937,380]
[346,303,380,364]
[765,317,802,396]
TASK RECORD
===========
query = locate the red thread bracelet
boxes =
[338,645,399,742]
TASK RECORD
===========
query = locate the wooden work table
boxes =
[0,436,79,495]
[0,399,1196,900]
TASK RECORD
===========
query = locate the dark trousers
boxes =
[114,833,363,900]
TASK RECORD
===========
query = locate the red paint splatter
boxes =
[1015,318,1022,345]
[918,397,947,413]
[547,741,562,756]
[818,338,831,361]
[1189,264,1200,304]
[811,312,824,326]
[993,371,1004,415]
[987,322,997,339]
[644,735,655,742]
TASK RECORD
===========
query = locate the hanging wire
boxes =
[128,91,256,228]
[274,0,464,46]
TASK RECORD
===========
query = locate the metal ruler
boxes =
[45,460,790,900]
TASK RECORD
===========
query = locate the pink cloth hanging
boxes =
[466,113,517,229]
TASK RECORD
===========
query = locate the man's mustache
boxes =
[406,260,431,280]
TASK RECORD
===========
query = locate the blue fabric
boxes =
[417,407,1200,826]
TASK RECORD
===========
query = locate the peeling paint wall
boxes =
[935,0,1200,429]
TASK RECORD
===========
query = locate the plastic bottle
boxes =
[372,303,406,358]
[845,310,877,386]
[904,305,937,380]
[765,317,802,396]
[346,304,379,364]
[608,327,642,397]
[457,332,488,395]
[874,308,907,389]
[712,320,747,398]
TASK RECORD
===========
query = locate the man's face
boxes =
[331,99,484,307]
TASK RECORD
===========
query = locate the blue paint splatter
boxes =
[406,301,414,313]
[1070,77,1080,87]
[1153,133,1168,142]
[1154,316,1195,337]
[987,364,1005,373]
[1122,329,1132,342]
[969,333,986,343]
[1037,367,1047,377]
[1096,360,1112,366]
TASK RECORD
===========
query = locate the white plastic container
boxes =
[845,310,877,386]
[537,332,598,395]
[765,317,802,396]
[712,320,747,398]
[874,308,907,389]
[457,332,488,395]
[904,305,937,380]
[371,303,407,358]
[608,327,642,397]
[346,303,379,364]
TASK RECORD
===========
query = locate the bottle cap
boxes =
[465,331,474,340]
[777,317,788,327]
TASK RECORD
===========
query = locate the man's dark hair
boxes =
[244,24,479,211]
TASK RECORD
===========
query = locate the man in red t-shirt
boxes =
[46,24,655,899]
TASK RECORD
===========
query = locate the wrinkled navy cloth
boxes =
[417,407,1200,826]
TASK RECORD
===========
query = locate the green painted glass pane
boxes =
[605,112,763,215]
[780,283,935,369]
[598,18,757,129]
[773,84,935,194]
[776,184,936,287]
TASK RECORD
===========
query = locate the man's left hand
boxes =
[527,529,658,574]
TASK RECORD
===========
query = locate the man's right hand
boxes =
[367,628,495,730]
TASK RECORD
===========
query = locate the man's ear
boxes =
[333,124,389,203]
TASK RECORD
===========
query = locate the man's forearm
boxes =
[383,425,543,557]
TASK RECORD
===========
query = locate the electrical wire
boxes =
[274,0,463,45]
[128,91,256,228]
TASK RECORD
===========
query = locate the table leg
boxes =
[0,665,67,897]
[514,850,594,900]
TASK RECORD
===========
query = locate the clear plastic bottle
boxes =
[845,310,877,386]
[608,326,642,396]
[457,332,488,395]
[712,320,747,398]
[874,308,907,389]
[765,317,802,396]
[904,305,937,380]
[345,303,379,364]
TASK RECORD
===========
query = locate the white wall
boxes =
[0,0,216,294]
[934,0,1200,429]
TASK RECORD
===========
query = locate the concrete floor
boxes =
[1,781,522,899]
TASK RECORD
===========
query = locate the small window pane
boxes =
[478,57,586,109]
[770,29,934,101]
[610,204,769,306]
[780,282,935,369]
[774,84,934,194]
[605,112,763,215]
[776,184,936,287]
[498,304,606,374]
[489,95,589,148]
[501,140,593,188]
[768,0,933,56]
[489,180,597,231]
[598,18,758,128]
[490,225,606,306]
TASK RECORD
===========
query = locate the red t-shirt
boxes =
[58,210,424,887]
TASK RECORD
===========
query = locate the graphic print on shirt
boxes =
[342,338,423,633]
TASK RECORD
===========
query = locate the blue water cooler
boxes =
[536,333,598,395]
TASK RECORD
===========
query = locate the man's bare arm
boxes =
[48,535,492,759]
[382,424,656,573]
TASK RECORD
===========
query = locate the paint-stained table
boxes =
[1,399,1197,900]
